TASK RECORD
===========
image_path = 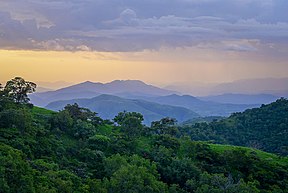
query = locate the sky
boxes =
[1,0,288,87]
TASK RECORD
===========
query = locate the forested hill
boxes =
[1,94,288,192]
[181,98,288,155]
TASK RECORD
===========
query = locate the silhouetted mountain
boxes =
[30,90,101,107]
[199,93,280,105]
[31,80,177,106]
[46,94,199,125]
[31,80,262,117]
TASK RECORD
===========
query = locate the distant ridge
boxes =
[164,77,288,96]
[199,93,279,105]
[142,94,258,116]
[30,80,261,117]
[30,80,178,107]
[56,80,176,95]
[210,78,288,96]
[46,94,199,125]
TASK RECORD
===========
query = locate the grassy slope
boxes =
[31,106,56,116]
[209,143,288,166]
[30,106,288,166]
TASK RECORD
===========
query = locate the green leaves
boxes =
[4,77,36,104]
[151,117,179,136]
[105,154,168,193]
[181,98,288,156]
[0,95,287,192]
[114,111,144,138]
[0,143,35,193]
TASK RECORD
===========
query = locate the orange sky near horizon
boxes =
[1,49,288,87]
[0,49,210,85]
[0,50,163,84]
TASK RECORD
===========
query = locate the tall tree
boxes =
[0,83,3,98]
[0,83,5,97]
[151,117,178,136]
[113,111,144,138]
[4,77,36,104]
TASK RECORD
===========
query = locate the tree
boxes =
[73,119,96,139]
[195,172,260,193]
[50,110,73,132]
[151,117,179,136]
[64,103,102,124]
[106,155,168,193]
[154,134,180,150]
[0,108,33,133]
[113,111,144,126]
[0,83,10,102]
[4,77,36,104]
[88,134,111,151]
[0,144,35,193]
[78,148,105,178]
[113,111,144,138]
[0,83,7,106]
[161,157,200,187]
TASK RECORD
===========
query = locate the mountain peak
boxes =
[109,80,146,85]
[31,79,178,107]
[79,81,104,85]
[165,94,198,100]
[83,81,94,84]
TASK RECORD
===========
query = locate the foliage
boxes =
[151,117,179,136]
[64,103,102,125]
[113,111,144,138]
[0,143,35,193]
[3,77,36,104]
[0,94,287,192]
[180,98,288,156]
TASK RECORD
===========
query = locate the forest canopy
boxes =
[0,77,287,192]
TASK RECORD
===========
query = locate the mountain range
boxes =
[30,80,177,107]
[123,94,257,116]
[30,79,283,124]
[199,93,279,105]
[46,94,200,125]
[165,77,288,96]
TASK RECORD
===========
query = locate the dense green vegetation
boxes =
[180,98,288,156]
[1,78,288,192]
[0,102,287,192]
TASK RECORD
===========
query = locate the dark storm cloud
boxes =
[0,0,287,51]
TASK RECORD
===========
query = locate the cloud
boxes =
[196,39,259,52]
[0,0,287,52]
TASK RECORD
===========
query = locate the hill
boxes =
[180,98,288,155]
[31,80,177,107]
[164,77,288,96]
[46,94,200,125]
[208,78,288,96]
[142,94,258,116]
[0,99,287,192]
[31,80,260,117]
[199,93,279,105]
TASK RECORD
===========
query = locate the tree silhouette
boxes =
[4,77,36,104]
